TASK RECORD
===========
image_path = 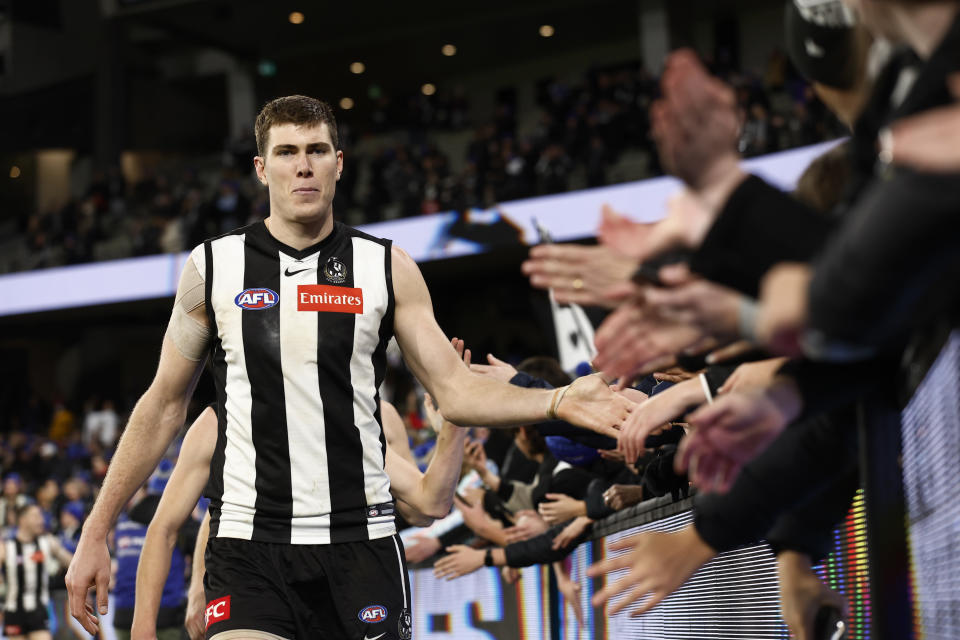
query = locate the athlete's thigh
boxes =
[208,630,291,640]
[307,535,412,640]
[204,538,298,639]
[26,631,51,640]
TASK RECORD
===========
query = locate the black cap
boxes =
[785,0,859,89]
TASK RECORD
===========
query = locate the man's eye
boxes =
[278,150,292,156]
[311,148,326,155]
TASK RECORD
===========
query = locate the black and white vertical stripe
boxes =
[4,538,52,613]
[204,221,395,544]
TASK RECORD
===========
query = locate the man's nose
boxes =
[296,153,313,177]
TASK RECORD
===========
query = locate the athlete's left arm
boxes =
[386,416,468,521]
[132,407,217,639]
[391,246,634,436]
[380,399,417,467]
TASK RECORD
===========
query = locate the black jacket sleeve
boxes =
[807,168,960,357]
[765,463,859,563]
[778,357,897,422]
[509,372,553,389]
[693,407,858,554]
[437,524,473,549]
[689,175,836,296]
[503,521,593,567]
[584,478,615,520]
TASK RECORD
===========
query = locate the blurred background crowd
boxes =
[6,49,843,274]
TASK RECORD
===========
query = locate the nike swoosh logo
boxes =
[284,267,310,276]
[364,634,386,640]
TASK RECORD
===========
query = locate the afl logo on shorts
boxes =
[234,288,279,310]
[358,605,388,624]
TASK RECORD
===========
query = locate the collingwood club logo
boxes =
[324,257,347,284]
[398,608,412,639]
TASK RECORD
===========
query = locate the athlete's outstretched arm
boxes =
[67,259,211,634]
[185,511,211,640]
[392,247,634,436]
[131,406,217,640]
[386,394,468,521]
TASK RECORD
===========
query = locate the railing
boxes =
[408,489,871,639]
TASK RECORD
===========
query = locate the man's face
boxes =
[20,507,43,537]
[4,479,19,497]
[254,122,343,225]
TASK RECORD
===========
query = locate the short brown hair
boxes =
[517,356,571,388]
[255,95,340,156]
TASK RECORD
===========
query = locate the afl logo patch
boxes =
[358,605,388,624]
[324,257,347,283]
[234,288,279,310]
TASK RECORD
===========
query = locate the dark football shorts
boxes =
[204,535,412,640]
[4,607,49,636]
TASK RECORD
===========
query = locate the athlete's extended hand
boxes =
[434,545,486,580]
[556,374,637,438]
[587,526,716,616]
[522,241,637,308]
[185,583,206,640]
[65,532,111,634]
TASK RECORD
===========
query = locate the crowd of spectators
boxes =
[9,50,844,274]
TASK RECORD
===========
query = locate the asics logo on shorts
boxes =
[205,596,231,629]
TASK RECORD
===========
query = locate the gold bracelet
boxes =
[547,385,571,420]
[547,387,563,420]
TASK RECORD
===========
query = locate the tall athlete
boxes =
[66,95,634,639]
[2,504,74,640]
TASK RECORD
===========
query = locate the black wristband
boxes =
[484,548,494,567]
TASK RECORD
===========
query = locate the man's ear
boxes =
[254,156,268,186]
